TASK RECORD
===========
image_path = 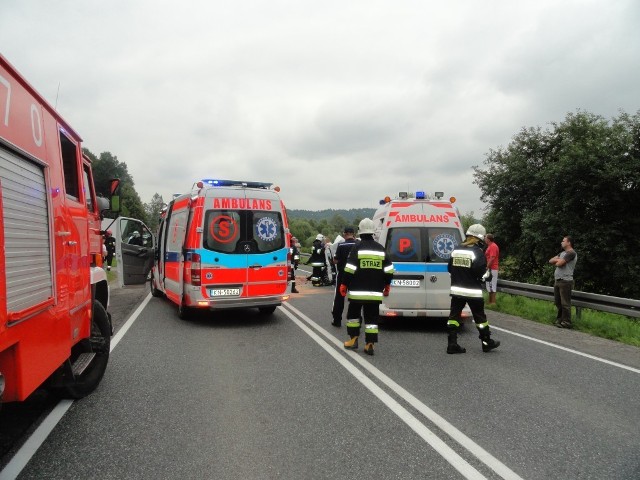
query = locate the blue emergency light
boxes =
[415,191,426,199]
[200,179,273,189]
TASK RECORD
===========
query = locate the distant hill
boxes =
[287,208,376,222]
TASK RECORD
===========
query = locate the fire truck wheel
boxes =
[62,301,111,399]
[258,306,277,315]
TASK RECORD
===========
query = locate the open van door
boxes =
[115,216,155,286]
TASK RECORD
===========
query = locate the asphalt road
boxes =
[2,273,639,479]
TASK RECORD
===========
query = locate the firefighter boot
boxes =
[446,321,465,354]
[291,281,299,294]
[344,336,359,350]
[363,324,378,356]
[447,332,466,354]
[480,330,500,352]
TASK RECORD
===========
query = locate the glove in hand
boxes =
[383,285,391,296]
[339,284,347,297]
[481,270,492,282]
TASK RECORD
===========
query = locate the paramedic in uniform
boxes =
[446,224,500,354]
[340,219,394,356]
[331,226,357,327]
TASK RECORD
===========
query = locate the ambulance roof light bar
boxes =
[434,191,444,199]
[198,179,274,189]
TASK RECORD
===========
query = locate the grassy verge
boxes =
[486,293,640,347]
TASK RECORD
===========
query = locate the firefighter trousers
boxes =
[345,301,379,343]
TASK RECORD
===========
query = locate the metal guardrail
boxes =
[299,253,640,318]
[497,279,640,319]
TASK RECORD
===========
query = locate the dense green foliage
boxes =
[474,110,640,298]
[84,149,148,224]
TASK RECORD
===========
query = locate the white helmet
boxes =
[315,234,324,241]
[466,224,486,241]
[358,218,376,235]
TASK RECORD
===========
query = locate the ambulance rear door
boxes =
[244,190,288,298]
[201,189,250,300]
[162,197,190,304]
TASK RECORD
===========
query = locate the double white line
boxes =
[281,302,524,480]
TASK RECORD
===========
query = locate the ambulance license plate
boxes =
[391,279,420,287]
[210,288,240,296]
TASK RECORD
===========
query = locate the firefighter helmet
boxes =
[358,218,376,235]
[315,234,324,241]
[466,224,486,241]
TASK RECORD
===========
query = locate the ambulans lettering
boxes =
[212,198,273,210]
[395,214,449,223]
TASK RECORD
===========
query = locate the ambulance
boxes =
[146,179,291,319]
[372,191,471,320]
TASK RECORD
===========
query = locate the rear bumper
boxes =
[185,295,287,310]
[380,304,472,318]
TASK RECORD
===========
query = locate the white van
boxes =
[373,191,471,320]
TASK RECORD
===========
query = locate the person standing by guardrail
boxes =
[484,233,499,304]
[549,236,578,329]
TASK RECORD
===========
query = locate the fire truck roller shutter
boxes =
[0,147,53,313]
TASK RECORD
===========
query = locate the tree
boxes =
[84,148,148,224]
[473,110,640,298]
[144,193,165,233]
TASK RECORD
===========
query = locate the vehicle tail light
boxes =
[190,253,201,286]
[286,249,292,280]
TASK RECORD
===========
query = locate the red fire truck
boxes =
[0,54,119,403]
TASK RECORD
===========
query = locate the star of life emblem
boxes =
[256,217,278,242]
[433,233,457,260]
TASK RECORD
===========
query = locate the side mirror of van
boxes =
[109,178,121,213]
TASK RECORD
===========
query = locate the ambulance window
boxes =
[428,228,462,262]
[251,211,284,253]
[385,228,422,263]
[204,211,242,253]
[59,131,80,200]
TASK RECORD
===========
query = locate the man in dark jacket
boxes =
[104,230,116,271]
[306,234,326,286]
[340,218,394,355]
[446,224,500,354]
[331,226,357,327]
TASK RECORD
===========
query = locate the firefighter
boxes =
[340,218,394,355]
[306,234,326,286]
[104,230,116,271]
[290,236,300,293]
[446,224,500,354]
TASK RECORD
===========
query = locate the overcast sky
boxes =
[2,1,639,215]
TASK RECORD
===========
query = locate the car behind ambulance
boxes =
[143,179,291,319]
[373,191,471,320]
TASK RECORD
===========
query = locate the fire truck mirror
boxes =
[110,194,121,213]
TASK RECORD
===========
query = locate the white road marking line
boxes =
[279,306,490,480]
[0,293,153,480]
[283,302,524,480]
[490,326,640,374]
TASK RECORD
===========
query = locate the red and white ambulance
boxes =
[0,54,119,403]
[372,191,471,320]
[145,179,291,319]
